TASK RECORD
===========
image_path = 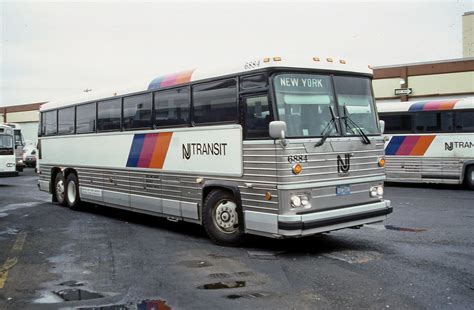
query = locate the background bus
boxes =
[0,124,18,177]
[38,56,391,245]
[4,123,25,172]
[378,97,474,189]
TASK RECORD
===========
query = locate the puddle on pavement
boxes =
[59,280,85,287]
[226,292,272,299]
[179,260,213,268]
[78,299,171,310]
[385,225,427,232]
[247,250,285,260]
[198,281,246,290]
[54,288,104,301]
[209,271,254,279]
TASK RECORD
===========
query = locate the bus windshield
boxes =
[274,73,379,138]
[0,135,13,149]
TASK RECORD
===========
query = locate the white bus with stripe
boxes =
[38,55,391,245]
[378,97,474,189]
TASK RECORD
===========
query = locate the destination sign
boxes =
[275,74,331,93]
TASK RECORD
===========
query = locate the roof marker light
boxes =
[273,56,282,61]
[313,57,320,61]
[263,58,270,63]
[339,59,346,64]
[326,58,333,63]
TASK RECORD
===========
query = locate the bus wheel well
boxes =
[464,164,474,190]
[51,167,78,193]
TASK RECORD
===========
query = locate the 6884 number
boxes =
[287,154,308,163]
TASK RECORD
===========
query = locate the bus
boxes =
[4,123,25,172]
[37,56,392,245]
[0,124,18,177]
[378,97,474,189]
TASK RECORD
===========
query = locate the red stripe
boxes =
[137,133,159,168]
[395,136,421,155]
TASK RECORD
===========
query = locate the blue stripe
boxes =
[385,136,406,155]
[408,102,426,112]
[147,76,164,90]
[126,134,146,167]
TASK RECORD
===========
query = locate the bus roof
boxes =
[377,97,474,113]
[40,55,372,112]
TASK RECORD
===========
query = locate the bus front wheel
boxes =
[202,189,244,246]
[65,173,82,210]
[54,172,66,206]
[465,166,474,190]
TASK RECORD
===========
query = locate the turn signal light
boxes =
[292,164,302,174]
[378,157,385,167]
[264,192,272,200]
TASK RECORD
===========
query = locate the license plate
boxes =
[336,185,351,196]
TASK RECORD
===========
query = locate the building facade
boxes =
[373,57,474,103]
[0,102,44,144]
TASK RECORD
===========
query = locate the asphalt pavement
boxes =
[0,169,473,309]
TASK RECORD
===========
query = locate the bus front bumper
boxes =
[245,200,392,237]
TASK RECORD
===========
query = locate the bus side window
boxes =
[58,106,75,135]
[455,111,474,132]
[244,95,272,139]
[97,99,121,132]
[123,93,152,130]
[45,110,57,136]
[76,102,96,134]
[379,113,413,133]
[154,87,190,127]
[192,79,237,124]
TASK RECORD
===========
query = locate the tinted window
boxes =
[380,113,413,133]
[58,106,75,135]
[240,74,268,90]
[98,99,121,132]
[414,112,453,133]
[245,95,272,138]
[154,87,190,127]
[455,111,474,132]
[40,112,46,136]
[123,93,152,130]
[76,103,96,134]
[45,110,57,136]
[192,79,237,124]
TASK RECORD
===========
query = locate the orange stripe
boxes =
[437,100,457,110]
[175,70,194,84]
[410,135,435,155]
[149,132,173,169]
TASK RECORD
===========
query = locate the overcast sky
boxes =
[1,0,472,107]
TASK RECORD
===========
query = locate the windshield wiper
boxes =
[315,105,337,147]
[342,105,371,145]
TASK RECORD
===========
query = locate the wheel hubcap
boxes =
[214,200,238,233]
[56,179,64,201]
[67,181,76,204]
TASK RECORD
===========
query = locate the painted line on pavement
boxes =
[0,231,27,289]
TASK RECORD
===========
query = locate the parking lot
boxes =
[0,168,473,309]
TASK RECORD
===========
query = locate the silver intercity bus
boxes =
[37,56,391,245]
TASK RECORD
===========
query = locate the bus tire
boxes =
[202,189,244,246]
[65,173,82,210]
[54,172,66,206]
[465,166,474,190]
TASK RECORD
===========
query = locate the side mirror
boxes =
[269,121,287,139]
[379,120,385,134]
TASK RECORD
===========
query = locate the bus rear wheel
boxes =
[65,173,82,210]
[465,166,474,190]
[202,189,244,246]
[54,172,66,206]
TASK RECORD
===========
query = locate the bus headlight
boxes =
[290,195,301,207]
[370,185,384,197]
[290,194,311,208]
